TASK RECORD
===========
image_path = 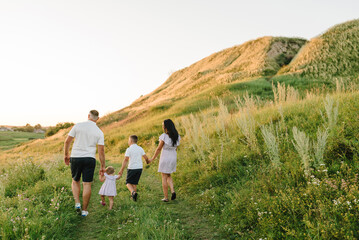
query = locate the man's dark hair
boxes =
[130,135,138,143]
[89,110,99,120]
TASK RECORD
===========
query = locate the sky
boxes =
[0,0,358,126]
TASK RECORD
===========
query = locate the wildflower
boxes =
[25,208,28,211]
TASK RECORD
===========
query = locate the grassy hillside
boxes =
[279,19,359,81]
[1,19,359,239]
[98,36,306,127]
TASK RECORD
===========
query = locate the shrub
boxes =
[45,122,74,137]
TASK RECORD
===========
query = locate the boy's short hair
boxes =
[130,135,138,143]
[105,166,115,175]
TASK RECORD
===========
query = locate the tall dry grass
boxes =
[292,127,311,177]
[321,94,339,131]
[272,82,299,105]
[261,122,281,168]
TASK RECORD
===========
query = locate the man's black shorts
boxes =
[70,157,96,182]
[126,169,143,185]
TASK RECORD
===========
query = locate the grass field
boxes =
[0,131,44,151]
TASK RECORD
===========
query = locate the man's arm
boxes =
[118,157,129,177]
[64,136,74,165]
[98,145,106,175]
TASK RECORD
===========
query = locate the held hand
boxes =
[99,167,106,175]
[64,155,70,166]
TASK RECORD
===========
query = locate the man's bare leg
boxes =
[72,180,81,204]
[82,182,92,211]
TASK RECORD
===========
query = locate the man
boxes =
[64,110,106,217]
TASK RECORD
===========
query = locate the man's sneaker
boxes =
[81,210,89,217]
[75,203,81,215]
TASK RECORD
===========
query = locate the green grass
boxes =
[0,131,44,150]
[71,162,225,240]
[0,157,81,239]
[0,159,226,240]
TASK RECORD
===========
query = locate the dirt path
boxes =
[71,163,225,240]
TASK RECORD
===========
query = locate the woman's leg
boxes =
[166,174,175,193]
[108,196,114,210]
[161,173,169,199]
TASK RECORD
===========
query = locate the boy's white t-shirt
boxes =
[125,144,145,169]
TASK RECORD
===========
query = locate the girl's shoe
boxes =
[171,192,176,200]
[161,198,169,202]
[100,201,106,206]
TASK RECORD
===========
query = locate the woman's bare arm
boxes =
[150,141,164,162]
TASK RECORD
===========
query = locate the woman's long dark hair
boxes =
[164,119,179,146]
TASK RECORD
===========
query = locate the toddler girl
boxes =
[99,166,121,210]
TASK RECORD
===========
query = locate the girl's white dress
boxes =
[98,173,118,196]
[158,133,180,174]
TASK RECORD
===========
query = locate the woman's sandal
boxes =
[161,198,169,202]
[171,192,176,200]
[100,201,106,206]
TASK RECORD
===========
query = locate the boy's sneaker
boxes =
[132,191,138,202]
[75,203,81,215]
[81,210,89,217]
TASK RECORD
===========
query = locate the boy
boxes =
[118,135,149,201]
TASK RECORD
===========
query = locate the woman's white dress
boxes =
[158,133,180,174]
[98,173,118,196]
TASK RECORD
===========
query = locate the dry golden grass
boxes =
[280,19,359,80]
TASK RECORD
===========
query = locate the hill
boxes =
[98,36,306,127]
[279,19,359,81]
[1,19,359,239]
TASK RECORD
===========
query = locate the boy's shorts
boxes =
[126,169,143,185]
[70,157,96,182]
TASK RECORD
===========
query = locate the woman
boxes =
[150,119,180,202]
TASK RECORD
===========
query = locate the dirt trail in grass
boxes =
[71,163,224,240]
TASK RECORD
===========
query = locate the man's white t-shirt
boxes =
[125,144,145,169]
[68,120,104,159]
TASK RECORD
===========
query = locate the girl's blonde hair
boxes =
[105,166,115,175]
